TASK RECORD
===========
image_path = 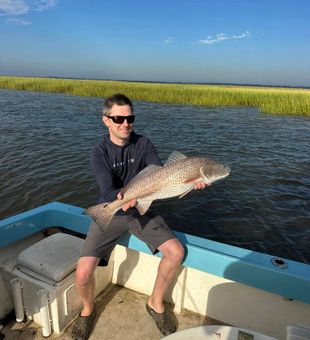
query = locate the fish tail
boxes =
[84,202,117,231]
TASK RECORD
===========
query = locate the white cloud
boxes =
[0,0,58,25]
[33,0,58,12]
[154,37,174,45]
[232,31,250,39]
[6,17,31,25]
[0,0,29,16]
[198,31,250,45]
[163,37,174,44]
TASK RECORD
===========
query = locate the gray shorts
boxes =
[81,210,176,266]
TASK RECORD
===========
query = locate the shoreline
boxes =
[0,76,309,116]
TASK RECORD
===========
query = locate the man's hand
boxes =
[193,182,210,190]
[117,192,137,211]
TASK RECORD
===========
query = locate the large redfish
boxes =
[85,151,230,230]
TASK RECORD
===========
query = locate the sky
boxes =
[0,0,310,87]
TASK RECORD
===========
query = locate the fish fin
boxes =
[122,164,162,193]
[136,164,161,177]
[135,200,153,215]
[183,176,202,184]
[164,151,187,166]
[179,176,205,198]
[179,188,194,199]
[146,183,193,201]
[84,202,117,231]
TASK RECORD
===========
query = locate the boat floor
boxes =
[1,284,225,340]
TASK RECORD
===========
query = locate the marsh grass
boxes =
[0,76,309,116]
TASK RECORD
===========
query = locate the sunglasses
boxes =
[104,115,135,124]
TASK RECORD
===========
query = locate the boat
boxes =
[0,202,310,339]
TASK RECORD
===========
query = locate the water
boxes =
[1,89,309,263]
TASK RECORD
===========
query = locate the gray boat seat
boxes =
[16,232,84,285]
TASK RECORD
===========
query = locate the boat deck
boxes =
[1,284,225,340]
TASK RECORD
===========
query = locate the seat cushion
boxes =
[16,233,84,282]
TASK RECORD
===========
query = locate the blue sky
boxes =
[0,0,310,87]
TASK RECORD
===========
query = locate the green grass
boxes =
[0,76,309,116]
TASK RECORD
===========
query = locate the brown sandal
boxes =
[146,303,176,335]
[71,308,96,340]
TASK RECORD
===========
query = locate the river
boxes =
[0,88,309,264]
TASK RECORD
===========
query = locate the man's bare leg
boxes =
[147,238,184,313]
[75,256,100,316]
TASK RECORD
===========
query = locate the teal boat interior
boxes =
[1,201,309,305]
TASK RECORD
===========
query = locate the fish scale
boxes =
[84,151,230,231]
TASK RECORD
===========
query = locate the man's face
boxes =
[102,104,134,144]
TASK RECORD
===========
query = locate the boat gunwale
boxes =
[1,201,309,304]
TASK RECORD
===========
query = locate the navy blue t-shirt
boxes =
[90,131,162,204]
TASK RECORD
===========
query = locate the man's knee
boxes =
[76,265,93,286]
[172,242,185,264]
[160,239,185,264]
[75,257,98,286]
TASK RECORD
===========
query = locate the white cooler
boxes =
[10,233,84,336]
[163,325,279,340]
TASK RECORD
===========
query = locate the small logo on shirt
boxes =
[113,158,135,168]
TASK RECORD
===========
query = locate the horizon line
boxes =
[1,74,309,90]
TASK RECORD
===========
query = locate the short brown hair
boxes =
[103,93,133,115]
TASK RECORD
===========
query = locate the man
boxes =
[72,93,207,339]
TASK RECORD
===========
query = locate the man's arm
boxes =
[145,139,162,166]
[118,138,160,211]
[90,146,119,203]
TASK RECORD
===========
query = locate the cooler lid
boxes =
[16,233,84,282]
[162,325,278,340]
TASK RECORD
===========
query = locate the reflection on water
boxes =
[0,89,309,263]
